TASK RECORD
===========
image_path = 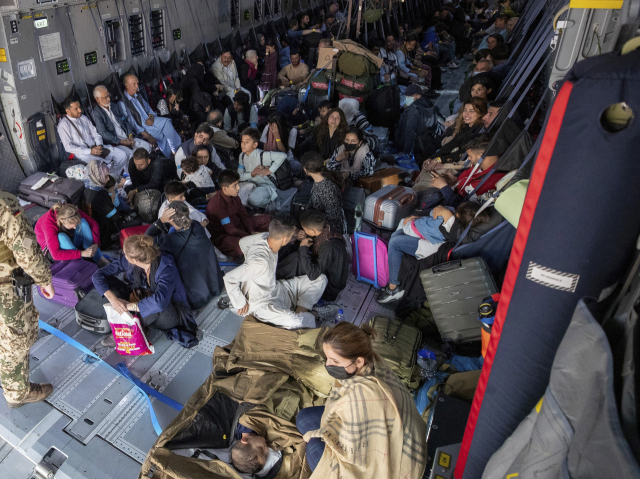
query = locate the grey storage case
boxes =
[420,258,497,343]
[363,185,416,230]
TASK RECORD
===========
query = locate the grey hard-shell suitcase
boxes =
[18,172,85,207]
[74,289,111,334]
[363,185,416,230]
[420,258,498,343]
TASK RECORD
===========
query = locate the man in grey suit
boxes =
[92,85,152,162]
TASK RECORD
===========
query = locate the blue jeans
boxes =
[296,406,325,471]
[58,218,103,262]
[388,230,420,286]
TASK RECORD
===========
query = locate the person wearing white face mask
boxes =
[395,85,434,159]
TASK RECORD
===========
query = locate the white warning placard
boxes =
[39,32,63,62]
[526,262,580,293]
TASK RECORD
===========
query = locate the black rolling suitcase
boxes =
[365,85,401,128]
[342,186,366,234]
[75,289,111,334]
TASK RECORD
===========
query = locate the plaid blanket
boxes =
[303,357,427,479]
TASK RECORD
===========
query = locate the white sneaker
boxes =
[376,286,405,304]
[448,62,460,69]
[312,304,337,318]
[440,66,449,73]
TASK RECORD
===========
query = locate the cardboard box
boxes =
[316,47,339,70]
[356,167,404,193]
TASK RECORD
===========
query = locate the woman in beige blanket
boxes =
[296,322,428,479]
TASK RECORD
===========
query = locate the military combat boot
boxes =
[6,383,53,408]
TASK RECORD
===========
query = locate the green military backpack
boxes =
[369,316,422,389]
[338,51,379,77]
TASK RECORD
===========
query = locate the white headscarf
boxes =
[338,98,361,124]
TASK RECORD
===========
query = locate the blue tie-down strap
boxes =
[38,320,182,435]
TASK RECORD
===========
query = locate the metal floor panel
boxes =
[0,448,37,479]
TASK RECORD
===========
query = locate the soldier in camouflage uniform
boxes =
[0,191,55,408]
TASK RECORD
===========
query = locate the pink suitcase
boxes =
[351,231,389,289]
[37,259,98,307]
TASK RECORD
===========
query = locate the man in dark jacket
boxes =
[146,201,223,309]
[205,169,271,259]
[174,123,225,176]
[395,84,434,158]
[125,148,178,201]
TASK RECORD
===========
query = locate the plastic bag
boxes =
[104,304,155,356]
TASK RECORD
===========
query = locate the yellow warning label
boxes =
[569,0,623,8]
[38,134,45,140]
[37,129,46,135]
[0,48,6,62]
[438,452,451,469]
[535,397,544,413]
[435,475,447,479]
[506,474,520,479]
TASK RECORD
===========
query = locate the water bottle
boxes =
[335,309,345,324]
[417,348,438,380]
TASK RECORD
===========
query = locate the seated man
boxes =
[488,44,512,80]
[91,85,152,162]
[207,109,239,150]
[205,169,271,260]
[174,123,225,176]
[57,98,128,175]
[224,91,259,133]
[287,209,349,302]
[212,48,252,102]
[119,74,182,157]
[395,84,433,158]
[277,48,310,88]
[476,14,509,51]
[223,215,327,329]
[125,148,178,203]
[237,128,288,208]
[146,201,223,310]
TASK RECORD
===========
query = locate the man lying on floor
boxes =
[223,215,327,329]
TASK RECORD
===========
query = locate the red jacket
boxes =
[35,209,100,261]
[205,191,252,241]
[454,166,506,197]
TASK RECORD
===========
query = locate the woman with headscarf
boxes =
[82,161,141,249]
[260,112,301,175]
[276,96,308,128]
[260,38,279,92]
[338,98,378,152]
[238,50,261,102]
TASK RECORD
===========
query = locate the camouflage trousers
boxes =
[0,284,38,402]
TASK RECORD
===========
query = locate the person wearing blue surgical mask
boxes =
[395,84,433,162]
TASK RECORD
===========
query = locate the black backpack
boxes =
[260,151,294,191]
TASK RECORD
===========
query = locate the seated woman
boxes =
[83,160,140,249]
[326,127,376,183]
[311,108,348,162]
[422,97,488,170]
[377,202,489,303]
[92,234,198,348]
[260,112,301,176]
[450,75,495,120]
[146,201,223,310]
[338,98,378,152]
[34,203,106,266]
[431,134,507,208]
[296,322,427,478]
[156,88,192,141]
[301,151,347,235]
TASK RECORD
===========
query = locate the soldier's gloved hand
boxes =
[41,283,55,299]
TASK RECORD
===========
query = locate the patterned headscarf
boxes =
[87,160,110,189]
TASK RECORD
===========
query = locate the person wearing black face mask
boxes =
[325,126,376,183]
[295,322,428,477]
